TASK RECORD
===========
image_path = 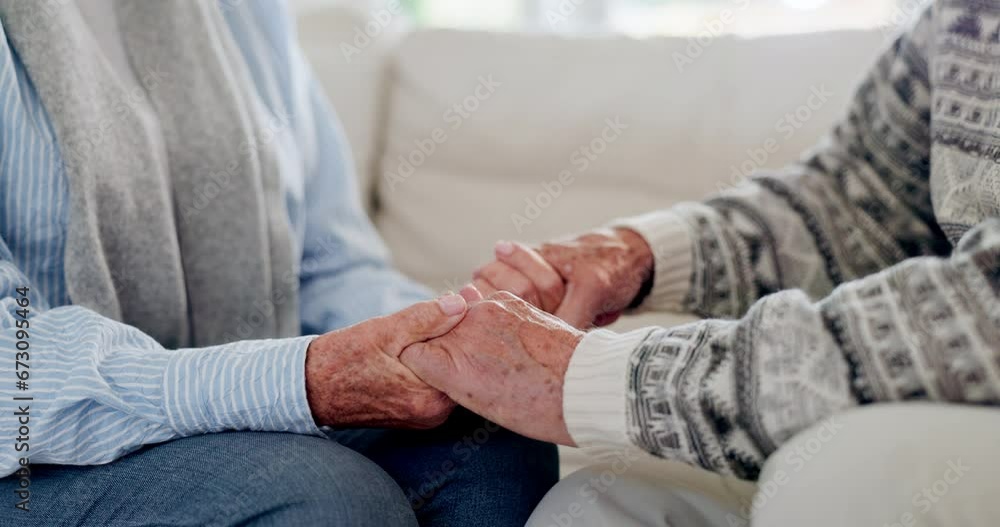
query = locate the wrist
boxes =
[563,328,652,457]
[557,330,586,446]
[552,327,586,379]
[608,211,693,312]
[305,333,337,427]
[614,227,655,307]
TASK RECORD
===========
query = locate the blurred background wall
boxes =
[292,0,929,37]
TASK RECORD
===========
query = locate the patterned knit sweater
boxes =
[563,0,1000,480]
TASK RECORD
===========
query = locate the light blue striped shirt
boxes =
[0,1,430,476]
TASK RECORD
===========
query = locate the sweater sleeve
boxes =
[564,5,1000,479]
[566,218,1000,480]
[612,6,950,318]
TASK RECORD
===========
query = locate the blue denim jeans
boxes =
[0,409,558,526]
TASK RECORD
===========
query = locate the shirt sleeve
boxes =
[0,238,323,478]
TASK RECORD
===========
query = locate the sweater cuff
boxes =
[163,336,324,438]
[564,328,652,460]
[608,210,693,312]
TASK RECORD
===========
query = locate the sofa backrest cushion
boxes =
[375,28,886,293]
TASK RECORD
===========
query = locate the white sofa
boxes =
[296,2,887,506]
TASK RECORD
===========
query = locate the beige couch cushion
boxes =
[374,28,885,316]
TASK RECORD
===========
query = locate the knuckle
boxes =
[474,302,499,322]
[420,413,449,429]
[492,291,519,303]
[472,297,509,319]
[503,280,527,295]
[400,342,427,363]
[525,291,543,308]
[577,266,609,287]
[520,245,546,263]
[483,291,504,302]
[512,240,532,252]
[472,278,495,294]
[537,244,567,263]
[511,284,537,303]
[473,264,494,281]
[540,276,565,296]
[409,395,433,418]
[412,395,452,426]
[364,317,396,350]
[465,302,491,322]
[405,303,437,329]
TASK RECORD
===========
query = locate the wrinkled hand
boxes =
[399,287,584,446]
[305,294,468,429]
[472,228,653,329]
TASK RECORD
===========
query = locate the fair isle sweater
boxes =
[564,0,1000,480]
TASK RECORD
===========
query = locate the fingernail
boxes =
[459,284,482,302]
[437,294,467,316]
[495,240,514,256]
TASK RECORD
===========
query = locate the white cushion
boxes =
[756,404,1000,526]
[374,28,886,306]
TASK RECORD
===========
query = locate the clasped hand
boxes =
[400,286,583,446]
[304,227,652,445]
[303,286,582,446]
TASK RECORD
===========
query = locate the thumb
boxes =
[399,341,454,388]
[382,294,467,357]
[553,282,601,329]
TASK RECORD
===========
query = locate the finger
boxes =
[399,342,454,388]
[536,242,577,278]
[494,241,566,312]
[459,284,484,303]
[474,261,543,308]
[472,278,497,297]
[382,294,467,356]
[553,282,602,329]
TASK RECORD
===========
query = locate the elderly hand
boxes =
[399,287,584,446]
[304,294,468,429]
[472,228,653,329]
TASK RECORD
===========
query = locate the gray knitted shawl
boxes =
[0,1,299,347]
